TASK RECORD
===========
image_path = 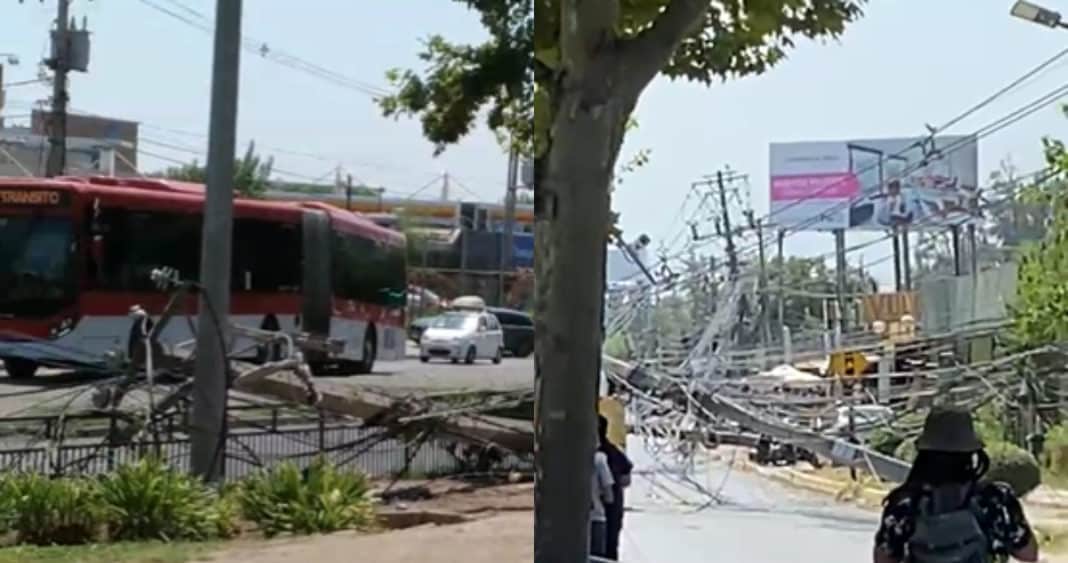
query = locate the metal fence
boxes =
[0,406,530,481]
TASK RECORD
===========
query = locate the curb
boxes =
[756,463,885,507]
[742,457,1068,521]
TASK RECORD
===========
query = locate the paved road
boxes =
[317,355,534,398]
[0,354,534,417]
[624,440,878,562]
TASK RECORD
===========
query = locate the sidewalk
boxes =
[737,456,1068,542]
[208,511,533,563]
[205,480,535,563]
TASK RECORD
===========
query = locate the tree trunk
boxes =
[533,78,624,561]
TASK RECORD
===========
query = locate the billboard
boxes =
[768,135,979,231]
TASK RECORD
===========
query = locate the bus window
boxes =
[97,207,201,291]
[232,219,301,292]
[331,232,406,307]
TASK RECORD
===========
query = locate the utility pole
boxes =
[834,229,848,334]
[345,174,353,211]
[891,227,903,292]
[967,223,979,276]
[500,146,519,307]
[776,229,785,341]
[901,227,913,290]
[45,0,71,178]
[716,170,739,277]
[190,0,243,483]
[748,213,770,347]
[951,224,963,277]
[0,62,5,130]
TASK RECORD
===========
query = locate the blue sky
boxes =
[0,0,506,200]
[3,1,1068,286]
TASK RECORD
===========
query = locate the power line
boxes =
[757,47,1068,230]
[61,109,462,182]
[625,167,1053,293]
[137,0,391,98]
[641,78,1068,284]
[652,46,1068,273]
[137,137,447,199]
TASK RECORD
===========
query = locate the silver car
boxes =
[419,311,504,364]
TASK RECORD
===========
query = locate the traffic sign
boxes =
[829,350,868,378]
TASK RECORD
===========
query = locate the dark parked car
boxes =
[488,307,534,358]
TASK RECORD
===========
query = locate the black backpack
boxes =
[906,485,990,563]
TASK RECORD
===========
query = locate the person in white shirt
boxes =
[590,449,615,557]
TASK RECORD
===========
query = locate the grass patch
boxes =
[0,541,217,563]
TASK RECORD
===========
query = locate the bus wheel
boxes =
[4,358,38,380]
[354,330,377,375]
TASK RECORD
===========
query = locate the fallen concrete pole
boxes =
[233,371,535,454]
[603,355,911,483]
[698,392,910,483]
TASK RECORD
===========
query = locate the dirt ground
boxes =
[209,511,532,563]
[206,480,534,563]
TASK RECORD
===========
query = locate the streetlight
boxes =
[0,54,19,66]
[1010,0,1067,28]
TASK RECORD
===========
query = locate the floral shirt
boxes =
[874,481,1033,562]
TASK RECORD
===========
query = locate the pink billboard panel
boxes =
[770,173,860,202]
[769,136,979,232]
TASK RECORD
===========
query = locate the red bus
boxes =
[0,176,407,379]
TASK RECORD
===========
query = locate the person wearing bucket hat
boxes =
[873,406,1038,563]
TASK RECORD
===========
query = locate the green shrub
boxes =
[214,488,242,540]
[1043,424,1068,477]
[867,427,905,457]
[984,441,1042,497]
[238,458,375,537]
[97,457,230,542]
[9,474,107,545]
[894,438,917,463]
[0,474,17,535]
[974,403,1008,445]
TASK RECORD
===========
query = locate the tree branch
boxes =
[618,0,710,101]
[559,0,620,79]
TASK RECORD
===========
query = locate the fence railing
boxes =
[0,407,531,481]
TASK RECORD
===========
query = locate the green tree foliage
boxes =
[1013,130,1068,348]
[766,256,876,333]
[157,141,275,198]
[379,0,531,154]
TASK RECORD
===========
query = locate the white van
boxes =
[419,310,504,364]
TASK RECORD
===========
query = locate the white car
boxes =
[419,311,504,364]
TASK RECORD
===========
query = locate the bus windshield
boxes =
[0,215,75,317]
